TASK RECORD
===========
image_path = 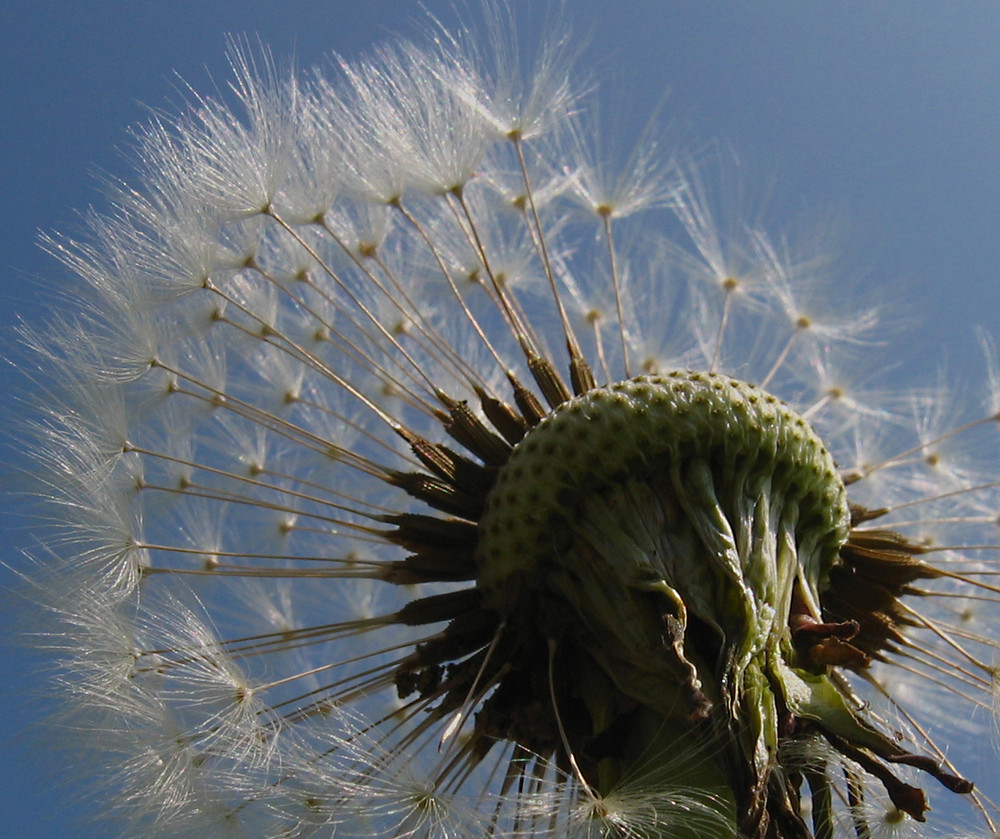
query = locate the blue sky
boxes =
[2,1,999,836]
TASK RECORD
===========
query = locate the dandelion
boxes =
[18,6,1000,839]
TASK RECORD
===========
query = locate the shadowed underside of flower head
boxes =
[22,5,1000,838]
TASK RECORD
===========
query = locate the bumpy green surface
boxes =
[475,371,850,593]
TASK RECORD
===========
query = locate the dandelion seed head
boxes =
[14,3,1000,838]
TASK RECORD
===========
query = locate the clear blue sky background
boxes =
[2,2,999,836]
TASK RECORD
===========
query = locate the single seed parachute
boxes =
[15,6,1000,839]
